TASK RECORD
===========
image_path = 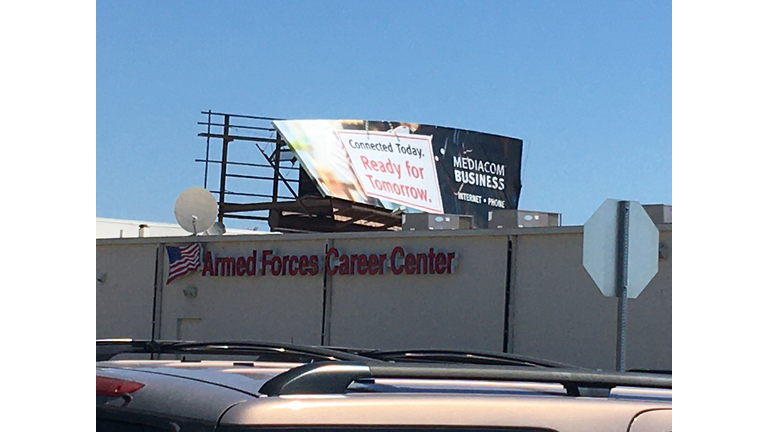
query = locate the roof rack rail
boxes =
[346,348,583,369]
[259,361,672,398]
[96,339,378,363]
[628,369,672,375]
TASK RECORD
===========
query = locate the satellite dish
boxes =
[174,186,218,235]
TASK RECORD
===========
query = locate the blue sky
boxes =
[97,1,671,229]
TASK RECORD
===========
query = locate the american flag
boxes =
[166,243,201,284]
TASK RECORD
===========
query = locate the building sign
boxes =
[198,246,458,278]
[273,119,523,228]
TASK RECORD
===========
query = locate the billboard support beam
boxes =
[271,136,282,204]
[217,114,230,223]
[204,110,212,189]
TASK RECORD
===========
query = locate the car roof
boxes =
[97,339,671,430]
[220,393,670,431]
[99,359,671,400]
[97,339,671,399]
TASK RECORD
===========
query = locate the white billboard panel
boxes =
[336,130,443,213]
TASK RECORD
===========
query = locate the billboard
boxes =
[273,119,522,228]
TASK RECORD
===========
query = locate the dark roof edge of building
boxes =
[96,223,670,246]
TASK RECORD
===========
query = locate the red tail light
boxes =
[96,376,145,396]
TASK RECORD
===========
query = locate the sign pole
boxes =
[615,201,630,372]
[584,198,659,372]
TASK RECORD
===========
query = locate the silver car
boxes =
[96,339,672,432]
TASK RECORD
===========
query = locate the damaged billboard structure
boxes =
[197,112,523,232]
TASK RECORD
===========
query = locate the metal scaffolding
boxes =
[197,111,402,233]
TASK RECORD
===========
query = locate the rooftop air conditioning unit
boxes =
[641,204,672,224]
[488,210,561,229]
[401,213,474,231]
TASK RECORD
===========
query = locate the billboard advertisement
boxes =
[273,119,522,228]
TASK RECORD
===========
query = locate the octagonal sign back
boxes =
[583,199,659,299]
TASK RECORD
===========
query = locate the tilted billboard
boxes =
[273,119,522,228]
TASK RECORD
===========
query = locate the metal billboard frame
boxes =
[196,111,402,233]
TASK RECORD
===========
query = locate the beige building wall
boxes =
[96,242,160,339]
[158,236,327,345]
[626,227,672,371]
[326,233,508,351]
[510,225,672,370]
[96,225,672,370]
